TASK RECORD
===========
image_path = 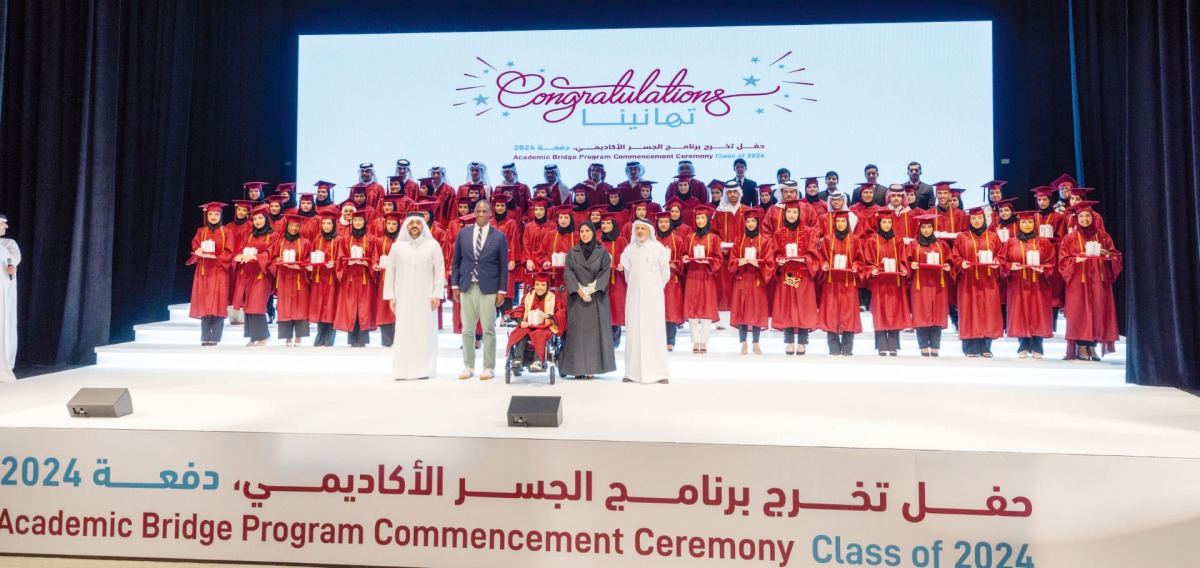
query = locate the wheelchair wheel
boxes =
[549,365,556,384]
[505,365,512,384]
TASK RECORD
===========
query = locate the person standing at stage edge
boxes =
[187,203,235,346]
[0,214,20,383]
[452,199,508,380]
[384,212,445,380]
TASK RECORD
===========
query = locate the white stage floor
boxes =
[2,304,1196,461]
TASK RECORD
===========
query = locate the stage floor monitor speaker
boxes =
[67,388,133,418]
[507,396,562,427]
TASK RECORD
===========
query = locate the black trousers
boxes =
[666,322,678,346]
[874,330,900,352]
[313,323,337,346]
[1076,339,1097,347]
[200,316,224,343]
[379,323,395,347]
[827,331,856,355]
[347,319,370,347]
[949,305,959,330]
[738,325,762,343]
[266,294,276,322]
[962,337,993,356]
[243,314,269,342]
[277,319,310,340]
[915,327,943,350]
[783,328,809,344]
[1017,336,1044,353]
[858,288,872,311]
[612,326,623,348]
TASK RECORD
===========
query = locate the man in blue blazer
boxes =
[451,200,508,380]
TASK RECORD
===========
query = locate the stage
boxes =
[2,304,1199,567]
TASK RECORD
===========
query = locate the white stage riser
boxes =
[1,428,1196,567]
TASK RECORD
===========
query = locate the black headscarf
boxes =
[351,224,369,240]
[206,221,222,231]
[556,213,576,235]
[783,208,802,231]
[877,226,895,240]
[968,222,987,237]
[601,222,621,242]
[917,225,937,247]
[321,223,338,242]
[694,215,711,237]
[251,220,273,238]
[744,219,760,239]
[578,221,599,258]
[1017,223,1038,242]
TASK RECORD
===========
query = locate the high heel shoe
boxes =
[753,344,762,355]
[740,342,748,355]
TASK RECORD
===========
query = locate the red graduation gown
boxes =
[816,233,866,333]
[906,239,954,329]
[373,233,399,326]
[664,179,708,205]
[1002,234,1057,339]
[492,216,523,297]
[188,225,235,318]
[682,231,723,321]
[712,206,747,312]
[232,230,280,314]
[770,225,820,330]
[495,182,532,216]
[333,233,380,331]
[1057,229,1122,349]
[952,230,1004,340]
[659,232,687,324]
[307,234,341,324]
[864,234,913,331]
[274,236,311,322]
[521,220,554,279]
[600,236,630,326]
[728,232,777,329]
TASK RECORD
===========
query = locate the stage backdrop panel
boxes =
[297,21,994,202]
[1,428,1197,567]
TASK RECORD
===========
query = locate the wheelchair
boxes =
[504,331,562,384]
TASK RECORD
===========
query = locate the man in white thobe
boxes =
[382,213,445,380]
[0,214,19,383]
[620,219,672,384]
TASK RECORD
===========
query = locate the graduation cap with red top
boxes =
[655,211,674,221]
[980,180,1008,189]
[380,196,405,210]
[250,204,271,217]
[948,187,966,196]
[382,211,405,222]
[492,194,512,206]
[1065,187,1096,199]
[298,193,315,203]
[628,198,652,210]
[232,200,255,210]
[1029,186,1055,198]
[349,183,368,196]
[1015,210,1040,220]
[414,200,438,212]
[275,183,296,194]
[598,211,619,222]
[338,200,358,210]
[914,213,938,224]
[1068,200,1100,213]
[757,183,774,194]
[456,196,474,206]
[743,207,764,220]
[386,175,404,184]
[553,205,575,217]
[933,181,957,190]
[530,271,553,283]
[781,199,805,209]
[804,176,821,186]
[314,180,336,189]
[664,197,686,211]
[902,183,920,194]
[531,196,552,207]
[243,181,269,190]
[570,183,590,195]
[198,202,227,213]
[265,195,288,205]
[966,205,989,216]
[587,204,606,214]
[693,204,716,218]
[707,178,726,190]
[829,209,853,219]
[992,197,1018,211]
[1051,174,1078,188]
[350,210,370,219]
[317,208,340,219]
[283,213,307,225]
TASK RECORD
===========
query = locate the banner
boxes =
[298,22,994,200]
[2,428,1197,566]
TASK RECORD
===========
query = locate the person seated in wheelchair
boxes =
[505,271,565,372]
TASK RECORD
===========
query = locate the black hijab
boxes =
[578,221,599,258]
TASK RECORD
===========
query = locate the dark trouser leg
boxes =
[886,330,900,352]
[210,317,224,343]
[751,327,762,343]
[963,338,984,356]
[1018,337,1032,353]
[666,322,678,346]
[930,327,942,350]
[840,331,855,355]
[1052,307,1060,332]
[294,319,310,338]
[244,314,269,342]
[1030,336,1043,354]
[380,323,395,347]
[916,327,931,350]
[982,337,993,355]
[859,288,872,311]
[874,331,887,351]
[784,328,795,344]
[512,337,529,367]
[796,328,809,345]
[266,294,276,323]
[612,326,622,348]
[349,319,369,347]
[827,331,841,354]
[949,305,959,330]
[319,323,337,346]
[1000,304,1008,334]
[738,325,749,342]
[277,320,294,340]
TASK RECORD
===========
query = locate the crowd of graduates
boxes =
[187,158,1121,361]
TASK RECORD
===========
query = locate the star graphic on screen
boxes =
[778,64,785,69]
[751,57,760,63]
[539,68,545,73]
[474,95,489,105]
[502,111,510,117]
[483,69,490,74]
[756,108,765,114]
[784,94,791,99]
[743,76,760,87]
[506,61,515,67]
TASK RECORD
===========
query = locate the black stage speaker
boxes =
[67,388,133,418]
[507,396,562,427]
